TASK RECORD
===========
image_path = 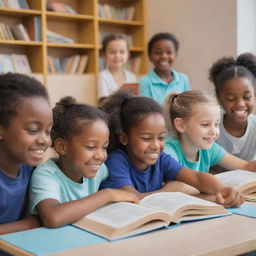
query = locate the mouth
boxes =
[145,152,160,161]
[86,164,101,171]
[233,109,248,118]
[203,137,215,143]
[29,148,47,161]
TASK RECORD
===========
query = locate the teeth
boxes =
[147,153,159,158]
[31,149,44,154]
[88,164,100,168]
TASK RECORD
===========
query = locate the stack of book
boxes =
[47,30,74,44]
[0,54,31,73]
[0,0,29,9]
[47,54,88,74]
[46,1,76,14]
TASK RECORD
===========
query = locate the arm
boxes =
[176,167,244,208]
[219,152,256,172]
[0,215,41,235]
[37,188,138,228]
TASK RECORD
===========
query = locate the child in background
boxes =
[209,53,256,161]
[97,33,137,101]
[0,73,53,235]
[29,96,138,228]
[164,90,256,173]
[100,89,243,208]
[139,32,190,105]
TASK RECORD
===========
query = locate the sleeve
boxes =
[97,72,109,98]
[29,169,61,214]
[100,153,134,189]
[184,74,191,91]
[96,163,109,183]
[209,142,226,166]
[139,75,152,97]
[163,144,179,162]
[162,153,184,181]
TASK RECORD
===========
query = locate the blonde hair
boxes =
[164,90,220,136]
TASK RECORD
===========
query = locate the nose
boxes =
[209,125,219,135]
[37,132,51,146]
[235,97,246,108]
[150,139,161,150]
[94,148,106,161]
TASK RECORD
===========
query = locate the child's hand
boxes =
[106,188,139,204]
[216,187,244,208]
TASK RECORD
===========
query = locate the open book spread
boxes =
[215,170,256,201]
[73,192,229,240]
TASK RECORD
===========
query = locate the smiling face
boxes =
[178,104,221,151]
[149,39,177,73]
[121,113,166,171]
[217,77,255,124]
[0,96,53,175]
[56,119,109,182]
[104,39,129,70]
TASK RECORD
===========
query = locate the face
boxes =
[0,97,53,174]
[217,77,255,124]
[58,119,109,182]
[149,39,177,73]
[104,39,129,69]
[179,104,221,150]
[122,114,166,171]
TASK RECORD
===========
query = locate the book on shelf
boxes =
[215,169,256,201]
[121,83,139,96]
[73,192,230,240]
[47,1,77,14]
[67,54,80,73]
[11,23,30,41]
[47,29,74,44]
[24,16,41,41]
[10,54,32,73]
[77,54,89,74]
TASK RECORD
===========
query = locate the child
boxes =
[29,96,138,228]
[163,90,256,173]
[0,73,53,235]
[139,32,190,105]
[100,90,243,208]
[97,33,137,100]
[209,52,256,161]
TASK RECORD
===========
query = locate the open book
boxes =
[120,83,139,95]
[73,192,229,240]
[216,169,256,201]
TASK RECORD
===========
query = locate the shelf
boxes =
[0,8,41,16]
[0,40,42,46]
[46,11,94,21]
[47,43,95,49]
[98,18,143,26]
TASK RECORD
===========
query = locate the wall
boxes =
[147,0,237,93]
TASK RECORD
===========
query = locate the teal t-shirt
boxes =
[139,69,190,105]
[164,137,226,172]
[29,158,108,214]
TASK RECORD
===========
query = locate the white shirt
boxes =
[97,68,137,98]
[216,114,256,161]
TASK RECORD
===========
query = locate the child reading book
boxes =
[29,96,138,228]
[0,73,53,235]
[100,89,243,208]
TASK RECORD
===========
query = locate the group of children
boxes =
[1,31,256,237]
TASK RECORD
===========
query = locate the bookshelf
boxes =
[0,0,147,105]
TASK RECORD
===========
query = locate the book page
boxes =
[215,170,256,189]
[84,202,165,229]
[140,192,219,216]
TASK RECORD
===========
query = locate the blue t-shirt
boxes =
[0,165,34,224]
[164,137,226,172]
[139,69,190,105]
[100,149,184,193]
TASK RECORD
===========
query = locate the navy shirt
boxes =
[0,164,34,224]
[100,149,184,193]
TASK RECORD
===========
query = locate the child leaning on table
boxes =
[99,89,243,208]
[139,32,190,105]
[0,73,53,235]
[29,96,138,228]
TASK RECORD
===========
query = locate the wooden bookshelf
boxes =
[0,0,147,105]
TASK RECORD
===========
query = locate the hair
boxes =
[164,90,219,136]
[101,89,163,152]
[0,72,49,127]
[148,32,179,55]
[51,96,108,145]
[209,52,256,96]
[102,33,128,53]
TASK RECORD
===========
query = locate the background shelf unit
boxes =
[0,0,147,104]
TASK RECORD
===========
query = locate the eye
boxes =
[201,123,208,127]
[141,137,151,141]
[85,146,95,150]
[244,96,252,100]
[158,136,166,141]
[26,129,38,134]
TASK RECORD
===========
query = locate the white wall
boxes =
[237,0,256,55]
[147,0,237,93]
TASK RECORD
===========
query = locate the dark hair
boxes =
[0,72,49,127]
[148,32,179,55]
[51,96,108,145]
[101,89,163,152]
[209,52,256,96]
[102,33,128,53]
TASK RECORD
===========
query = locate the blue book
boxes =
[72,192,231,241]
[0,226,106,256]
[229,203,256,218]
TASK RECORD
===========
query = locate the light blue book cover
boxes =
[229,203,256,218]
[0,225,106,256]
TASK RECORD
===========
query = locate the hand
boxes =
[216,187,244,208]
[105,188,139,204]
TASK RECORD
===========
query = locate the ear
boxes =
[54,138,67,155]
[119,132,128,146]
[173,117,186,134]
